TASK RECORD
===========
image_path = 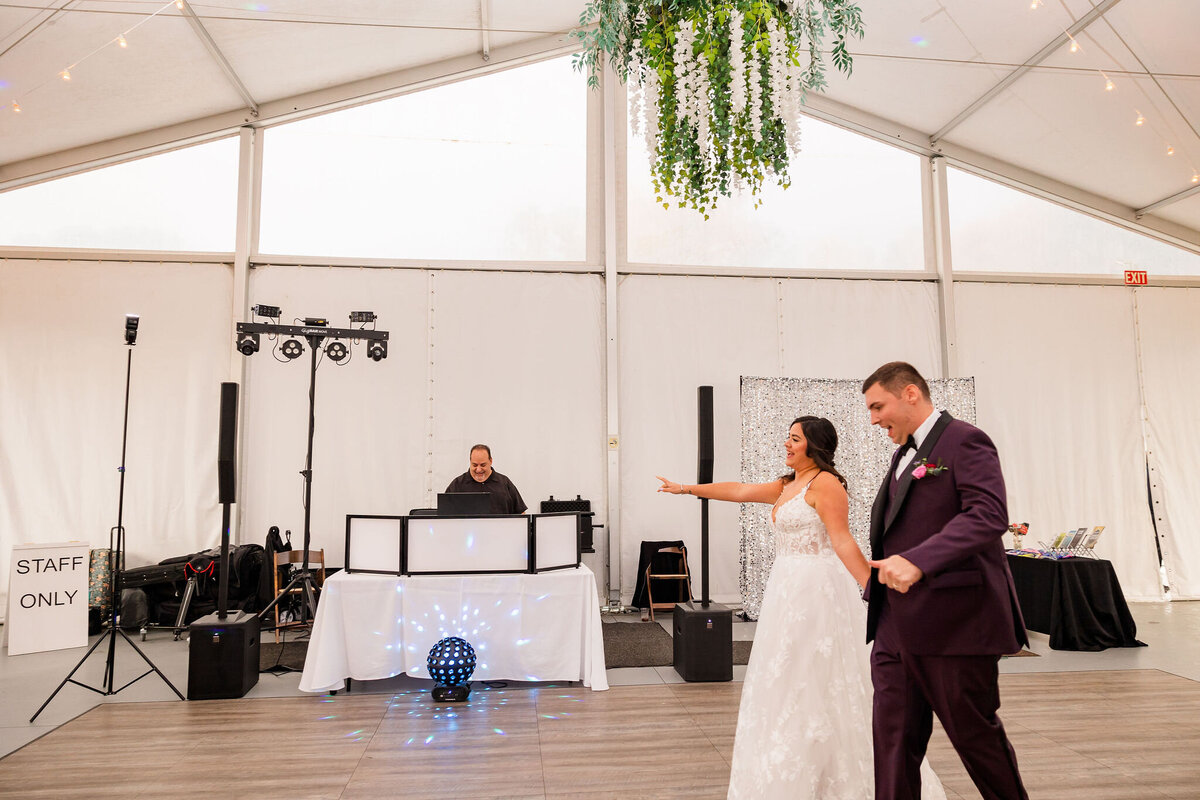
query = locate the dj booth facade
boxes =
[298,512,608,692]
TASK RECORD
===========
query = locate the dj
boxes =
[444,444,527,515]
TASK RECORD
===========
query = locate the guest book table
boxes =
[1006,555,1145,651]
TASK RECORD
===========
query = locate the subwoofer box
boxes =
[672,601,733,682]
[187,611,260,700]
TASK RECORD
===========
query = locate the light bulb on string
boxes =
[175,0,183,8]
[11,100,20,113]
[1135,112,1145,126]
[117,34,128,48]
[1068,35,1080,53]
[1167,146,1175,156]
[1104,78,1114,92]
[1192,174,1200,184]
[1030,0,1042,8]
[60,69,71,82]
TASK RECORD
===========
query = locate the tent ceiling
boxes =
[1,0,1198,240]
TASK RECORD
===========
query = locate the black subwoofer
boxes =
[187,611,260,700]
[672,600,732,682]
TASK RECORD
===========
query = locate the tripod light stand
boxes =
[32,315,184,722]
[238,309,388,632]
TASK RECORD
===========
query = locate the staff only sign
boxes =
[4,542,91,656]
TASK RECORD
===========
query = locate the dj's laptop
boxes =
[436,492,492,516]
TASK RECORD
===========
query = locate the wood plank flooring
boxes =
[1,670,1197,799]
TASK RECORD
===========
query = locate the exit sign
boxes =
[1124,270,1148,285]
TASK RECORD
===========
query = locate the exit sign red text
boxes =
[1124,270,1148,285]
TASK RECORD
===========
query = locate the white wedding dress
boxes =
[726,485,946,800]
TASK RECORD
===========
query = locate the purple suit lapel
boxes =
[878,412,956,538]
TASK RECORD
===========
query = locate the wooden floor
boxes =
[1,670,1198,799]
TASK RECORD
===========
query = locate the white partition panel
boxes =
[954,283,1162,600]
[1134,287,1200,598]
[242,265,431,566]
[618,275,780,603]
[0,259,232,615]
[345,517,402,573]
[406,517,529,573]
[535,514,579,570]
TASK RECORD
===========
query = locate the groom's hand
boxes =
[869,556,924,594]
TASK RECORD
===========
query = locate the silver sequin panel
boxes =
[738,376,977,619]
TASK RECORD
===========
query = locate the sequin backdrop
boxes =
[738,376,977,619]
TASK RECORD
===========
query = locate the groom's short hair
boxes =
[862,361,931,400]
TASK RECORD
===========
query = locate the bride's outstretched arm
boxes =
[656,476,783,505]
[808,474,870,589]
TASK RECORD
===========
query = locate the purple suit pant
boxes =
[870,606,1028,800]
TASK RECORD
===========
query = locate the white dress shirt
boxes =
[895,409,943,480]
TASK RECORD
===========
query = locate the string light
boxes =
[1135,112,1145,126]
[1192,174,1200,184]
[1066,33,1081,54]
[10,0,178,114]
[1103,74,1115,92]
[1030,0,1042,8]
[1167,146,1175,156]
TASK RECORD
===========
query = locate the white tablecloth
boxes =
[298,564,608,692]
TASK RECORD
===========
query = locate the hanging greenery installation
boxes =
[572,0,865,215]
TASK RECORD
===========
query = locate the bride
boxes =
[658,415,944,799]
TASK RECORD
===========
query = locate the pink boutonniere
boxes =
[912,458,948,480]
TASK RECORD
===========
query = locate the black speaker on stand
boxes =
[673,385,733,682]
[188,382,260,700]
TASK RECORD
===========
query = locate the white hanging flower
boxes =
[643,67,660,167]
[748,41,763,145]
[692,18,712,160]
[674,20,693,130]
[729,9,747,117]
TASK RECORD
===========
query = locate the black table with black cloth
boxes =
[1006,554,1146,651]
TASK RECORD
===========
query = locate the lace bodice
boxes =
[770,485,835,557]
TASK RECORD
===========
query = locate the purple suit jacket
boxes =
[866,413,1028,656]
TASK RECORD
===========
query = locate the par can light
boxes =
[325,341,348,363]
[367,340,387,362]
[280,338,304,360]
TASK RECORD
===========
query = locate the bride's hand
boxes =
[656,476,683,494]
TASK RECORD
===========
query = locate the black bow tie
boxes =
[898,435,917,454]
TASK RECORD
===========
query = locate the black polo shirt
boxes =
[444,470,527,515]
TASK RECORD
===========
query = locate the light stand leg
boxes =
[32,346,182,722]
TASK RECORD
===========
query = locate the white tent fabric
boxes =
[954,282,1163,600]
[239,266,607,593]
[0,258,232,614]
[1135,287,1200,599]
[616,275,942,603]
[6,260,1200,613]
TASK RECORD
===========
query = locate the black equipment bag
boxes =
[121,561,188,589]
[120,588,149,630]
[260,526,291,609]
[227,543,265,612]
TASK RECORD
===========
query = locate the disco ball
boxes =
[427,637,476,701]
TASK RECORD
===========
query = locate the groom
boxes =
[862,362,1028,800]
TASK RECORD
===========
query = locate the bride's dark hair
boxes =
[781,415,848,490]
